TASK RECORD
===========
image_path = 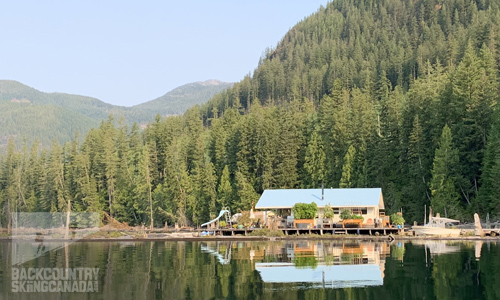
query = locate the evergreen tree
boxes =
[2,0,500,225]
[133,143,154,228]
[404,115,431,222]
[274,105,301,188]
[340,145,356,188]
[217,165,232,209]
[201,161,217,220]
[452,43,496,199]
[100,117,118,217]
[234,170,259,213]
[476,110,500,217]
[304,128,326,188]
[430,125,463,218]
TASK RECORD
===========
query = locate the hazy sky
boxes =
[0,1,328,106]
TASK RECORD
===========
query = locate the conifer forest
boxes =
[1,0,499,227]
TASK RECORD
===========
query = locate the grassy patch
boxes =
[248,228,284,237]
[461,230,476,237]
[87,230,126,239]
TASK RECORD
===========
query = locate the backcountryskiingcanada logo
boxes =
[11,267,99,292]
[10,212,100,293]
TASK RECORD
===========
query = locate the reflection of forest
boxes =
[411,240,462,256]
[1,241,498,300]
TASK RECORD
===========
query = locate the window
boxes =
[352,208,368,215]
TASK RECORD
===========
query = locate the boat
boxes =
[412,214,461,237]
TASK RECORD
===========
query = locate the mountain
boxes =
[131,80,233,118]
[0,79,232,147]
[1,0,499,228]
[197,0,500,222]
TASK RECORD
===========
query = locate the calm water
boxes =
[0,239,499,300]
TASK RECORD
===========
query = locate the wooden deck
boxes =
[198,227,402,236]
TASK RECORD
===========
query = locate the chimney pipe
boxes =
[321,182,324,201]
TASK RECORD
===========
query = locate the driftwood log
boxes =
[474,213,485,237]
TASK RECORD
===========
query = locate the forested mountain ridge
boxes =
[1,0,499,229]
[0,80,232,148]
[0,80,121,117]
[132,80,234,117]
[199,0,500,221]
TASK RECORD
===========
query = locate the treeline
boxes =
[1,0,500,227]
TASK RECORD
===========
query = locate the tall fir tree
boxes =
[476,109,500,217]
[218,165,232,209]
[339,145,356,188]
[430,125,463,218]
[304,128,326,188]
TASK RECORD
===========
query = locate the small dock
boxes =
[199,227,403,236]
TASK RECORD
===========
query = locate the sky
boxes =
[0,1,329,107]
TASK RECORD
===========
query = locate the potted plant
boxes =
[351,214,364,221]
[340,209,364,228]
[292,202,318,228]
[340,209,352,221]
[219,220,227,228]
[324,204,334,219]
[390,213,405,228]
[323,204,334,227]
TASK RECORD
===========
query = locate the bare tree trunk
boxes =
[147,164,153,230]
[460,186,471,205]
[144,242,153,295]
[65,198,71,240]
[474,213,485,237]
[377,114,382,137]
[108,188,113,218]
[16,165,26,207]
[7,200,11,235]
[65,241,69,269]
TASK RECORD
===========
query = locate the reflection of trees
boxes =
[390,245,405,261]
[293,255,318,269]
[0,241,498,300]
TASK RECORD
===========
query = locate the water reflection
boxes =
[0,240,499,299]
[202,241,391,288]
[411,240,462,255]
[200,241,232,264]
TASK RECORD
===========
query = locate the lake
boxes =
[0,239,499,299]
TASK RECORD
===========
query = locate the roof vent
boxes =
[321,182,324,201]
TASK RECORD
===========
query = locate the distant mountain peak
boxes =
[196,79,228,86]
[0,78,233,147]
[132,80,233,115]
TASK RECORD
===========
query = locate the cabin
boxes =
[254,188,385,228]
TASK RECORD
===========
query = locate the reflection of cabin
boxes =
[256,264,384,288]
[254,241,387,288]
[255,188,385,228]
[294,241,316,255]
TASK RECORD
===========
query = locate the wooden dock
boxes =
[198,227,403,237]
